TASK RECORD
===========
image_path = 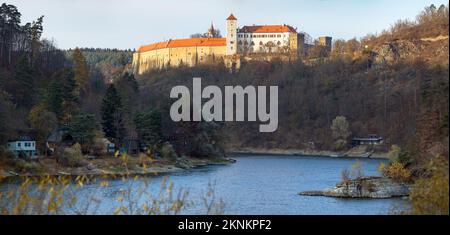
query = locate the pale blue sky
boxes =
[5,0,449,49]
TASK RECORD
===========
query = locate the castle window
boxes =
[259,41,263,46]
[277,34,281,38]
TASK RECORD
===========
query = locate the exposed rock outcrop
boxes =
[175,157,194,169]
[373,37,449,65]
[300,177,410,198]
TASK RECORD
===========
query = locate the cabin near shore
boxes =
[352,134,384,146]
[6,136,38,159]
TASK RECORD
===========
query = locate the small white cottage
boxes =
[7,136,38,158]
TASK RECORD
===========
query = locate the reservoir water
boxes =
[1,154,409,214]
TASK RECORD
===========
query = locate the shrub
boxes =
[341,169,351,182]
[388,145,413,165]
[388,145,401,161]
[351,160,363,179]
[159,143,178,160]
[379,161,412,182]
[409,156,449,215]
[57,143,86,167]
[13,159,45,174]
[0,149,15,163]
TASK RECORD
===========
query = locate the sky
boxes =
[5,0,449,49]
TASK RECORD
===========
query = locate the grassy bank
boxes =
[0,155,233,180]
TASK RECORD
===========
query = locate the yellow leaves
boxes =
[378,162,386,173]
[171,202,179,211]
[142,204,149,213]
[410,170,449,215]
[76,181,83,188]
[0,172,198,215]
[100,181,109,187]
[113,207,122,215]
[409,155,449,215]
[379,161,412,182]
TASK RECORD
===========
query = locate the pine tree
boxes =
[135,108,163,148]
[101,84,125,145]
[30,16,44,67]
[68,113,96,149]
[46,68,78,122]
[13,56,35,106]
[72,48,89,95]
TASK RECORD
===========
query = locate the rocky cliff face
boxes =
[300,177,410,198]
[373,36,449,65]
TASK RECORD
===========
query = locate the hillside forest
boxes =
[0,3,448,214]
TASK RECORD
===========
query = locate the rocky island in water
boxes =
[300,177,411,199]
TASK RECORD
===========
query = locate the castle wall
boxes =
[132,45,226,75]
[132,14,306,75]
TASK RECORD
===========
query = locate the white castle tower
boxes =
[226,13,237,56]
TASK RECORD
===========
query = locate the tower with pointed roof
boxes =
[226,13,237,55]
[207,22,216,38]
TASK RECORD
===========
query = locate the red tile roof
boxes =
[137,38,226,53]
[239,25,297,33]
[226,14,237,20]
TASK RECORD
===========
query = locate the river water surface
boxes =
[2,154,409,214]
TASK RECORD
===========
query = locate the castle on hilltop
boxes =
[132,14,332,74]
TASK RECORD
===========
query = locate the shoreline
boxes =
[0,157,234,181]
[228,148,390,159]
[1,148,389,181]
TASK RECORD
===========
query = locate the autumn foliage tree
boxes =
[72,47,90,95]
[331,116,351,150]
[27,103,58,149]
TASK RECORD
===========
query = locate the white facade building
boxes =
[7,136,38,158]
[226,14,299,55]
